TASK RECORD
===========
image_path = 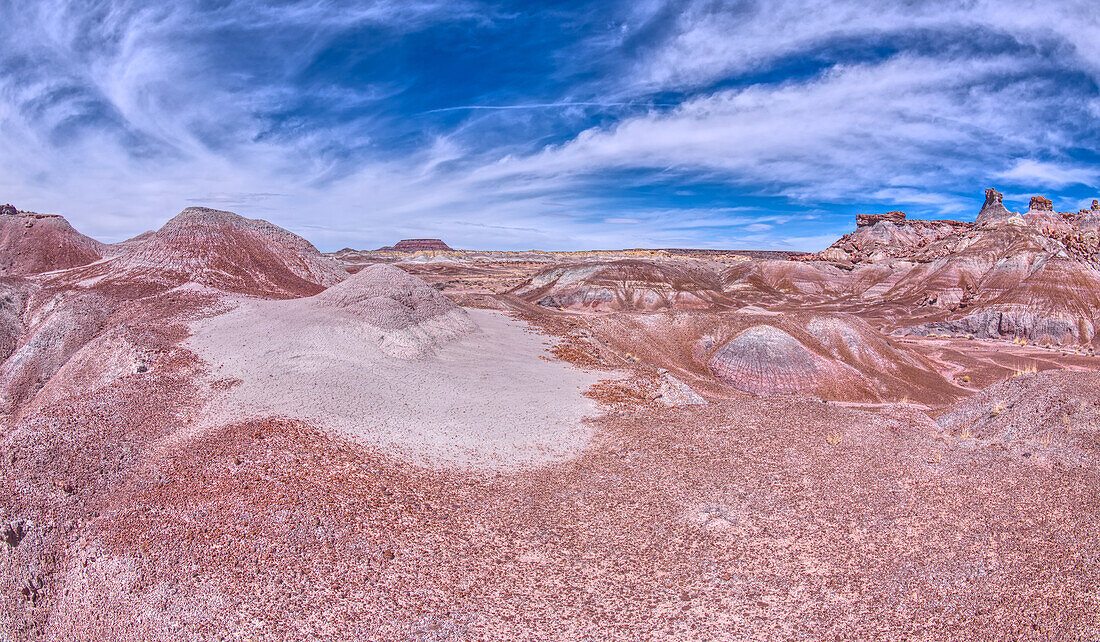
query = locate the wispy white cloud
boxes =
[868,188,972,214]
[421,101,673,114]
[0,0,1099,252]
[620,0,1100,93]
[0,0,485,239]
[996,159,1099,189]
[474,55,1069,204]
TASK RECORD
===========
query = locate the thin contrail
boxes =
[421,101,676,114]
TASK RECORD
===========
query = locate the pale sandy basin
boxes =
[186,302,606,470]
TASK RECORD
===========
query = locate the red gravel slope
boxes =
[0,210,103,276]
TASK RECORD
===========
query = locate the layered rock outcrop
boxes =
[814,211,970,266]
[976,188,1022,227]
[512,260,732,312]
[1028,196,1053,212]
[798,188,1100,345]
[856,211,906,227]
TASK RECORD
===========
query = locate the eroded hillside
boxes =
[0,193,1098,639]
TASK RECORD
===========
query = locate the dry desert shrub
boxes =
[1013,363,1038,377]
[825,430,843,446]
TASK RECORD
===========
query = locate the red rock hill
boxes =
[0,206,104,275]
[49,207,346,298]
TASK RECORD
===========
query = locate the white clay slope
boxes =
[186,267,605,470]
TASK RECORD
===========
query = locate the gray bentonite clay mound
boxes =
[313,263,464,328]
[311,263,478,358]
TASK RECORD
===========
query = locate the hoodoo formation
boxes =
[3,187,1100,638]
[975,187,1021,226]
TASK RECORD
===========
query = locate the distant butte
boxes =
[379,238,454,252]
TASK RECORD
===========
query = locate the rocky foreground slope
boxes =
[1,195,1099,639]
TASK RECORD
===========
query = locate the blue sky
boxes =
[1,0,1099,251]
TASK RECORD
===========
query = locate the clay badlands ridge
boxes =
[1,189,1099,639]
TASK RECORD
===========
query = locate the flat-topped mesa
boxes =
[390,238,453,252]
[856,211,906,227]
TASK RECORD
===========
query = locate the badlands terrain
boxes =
[1,190,1099,639]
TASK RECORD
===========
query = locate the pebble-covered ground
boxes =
[3,281,1099,639]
